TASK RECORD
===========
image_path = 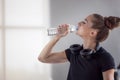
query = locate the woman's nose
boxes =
[78,22,82,26]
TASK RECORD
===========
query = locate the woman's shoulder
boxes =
[96,47,114,61]
[98,47,113,57]
[96,47,115,71]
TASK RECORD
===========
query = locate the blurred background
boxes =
[0,0,120,80]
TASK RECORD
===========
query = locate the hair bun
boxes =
[104,16,120,30]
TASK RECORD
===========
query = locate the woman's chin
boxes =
[76,32,82,37]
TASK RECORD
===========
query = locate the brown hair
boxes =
[91,14,120,42]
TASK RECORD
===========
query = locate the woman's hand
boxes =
[56,24,69,38]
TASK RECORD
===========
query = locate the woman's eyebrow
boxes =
[85,19,88,23]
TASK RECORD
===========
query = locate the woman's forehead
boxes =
[86,15,94,21]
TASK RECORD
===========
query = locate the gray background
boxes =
[50,0,120,80]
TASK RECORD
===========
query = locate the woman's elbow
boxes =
[38,56,46,63]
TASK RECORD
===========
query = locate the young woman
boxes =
[38,13,120,80]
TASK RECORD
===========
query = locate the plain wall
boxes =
[50,0,120,80]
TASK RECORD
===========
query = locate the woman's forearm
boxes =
[38,36,61,62]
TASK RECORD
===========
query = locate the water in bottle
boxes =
[47,24,77,36]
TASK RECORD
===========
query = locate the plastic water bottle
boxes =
[47,24,77,36]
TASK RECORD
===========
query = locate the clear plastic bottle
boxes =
[47,24,77,36]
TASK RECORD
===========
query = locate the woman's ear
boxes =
[90,30,98,37]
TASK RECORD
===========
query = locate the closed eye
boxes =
[82,21,87,24]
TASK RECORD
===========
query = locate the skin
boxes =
[38,14,115,80]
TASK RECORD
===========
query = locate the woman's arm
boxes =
[38,24,69,63]
[38,36,68,63]
[102,69,115,80]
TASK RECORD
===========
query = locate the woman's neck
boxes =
[83,40,98,50]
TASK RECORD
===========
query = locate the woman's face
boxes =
[76,15,95,38]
